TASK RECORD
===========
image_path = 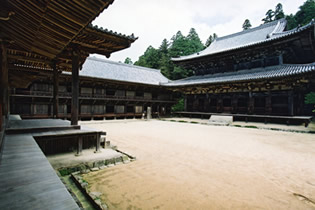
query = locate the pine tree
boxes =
[205,33,218,47]
[242,19,252,30]
[124,57,133,65]
[159,39,169,55]
[286,0,315,30]
[186,28,204,54]
[274,3,285,20]
[295,0,315,26]
[262,9,275,23]
[134,46,160,69]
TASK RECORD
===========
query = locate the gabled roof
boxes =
[163,63,315,87]
[78,57,170,86]
[172,19,315,62]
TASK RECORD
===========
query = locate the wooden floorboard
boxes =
[0,132,79,209]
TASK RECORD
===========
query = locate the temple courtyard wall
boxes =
[80,119,315,209]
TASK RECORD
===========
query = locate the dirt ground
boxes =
[82,120,315,210]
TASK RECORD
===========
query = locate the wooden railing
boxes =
[11,90,175,103]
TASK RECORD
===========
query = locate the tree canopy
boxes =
[205,33,218,47]
[261,1,315,29]
[134,28,208,80]
[124,57,133,65]
[242,19,252,30]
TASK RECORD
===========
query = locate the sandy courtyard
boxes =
[81,120,315,209]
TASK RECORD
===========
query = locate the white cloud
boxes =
[92,0,302,63]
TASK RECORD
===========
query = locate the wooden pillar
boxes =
[52,60,59,118]
[0,41,9,121]
[231,95,237,113]
[265,91,272,115]
[184,94,187,111]
[248,92,254,114]
[288,91,294,116]
[217,95,223,113]
[71,50,79,125]
[297,91,304,115]
[95,133,101,153]
[76,136,83,156]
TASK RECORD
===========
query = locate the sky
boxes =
[92,0,304,63]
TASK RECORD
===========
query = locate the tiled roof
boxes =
[172,19,315,62]
[87,24,138,41]
[78,57,170,85]
[163,63,315,87]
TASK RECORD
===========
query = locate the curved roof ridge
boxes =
[81,57,170,86]
[216,18,283,42]
[87,57,163,73]
[172,19,315,62]
[164,62,315,87]
[87,23,138,41]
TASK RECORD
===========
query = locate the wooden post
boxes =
[52,60,59,118]
[0,41,9,120]
[71,50,79,125]
[184,94,187,111]
[248,92,254,114]
[288,91,294,116]
[95,133,101,153]
[76,136,83,156]
[265,91,272,115]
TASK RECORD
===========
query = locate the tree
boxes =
[205,33,218,47]
[124,57,133,65]
[134,46,160,69]
[305,92,315,112]
[169,31,187,58]
[159,39,169,55]
[262,9,275,23]
[135,29,204,80]
[242,19,252,30]
[286,14,297,30]
[295,0,315,26]
[286,0,315,30]
[274,3,285,20]
[186,28,204,54]
[171,98,185,112]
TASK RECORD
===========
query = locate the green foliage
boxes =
[135,28,206,80]
[171,98,185,112]
[134,46,160,69]
[190,121,199,124]
[274,3,285,20]
[124,57,133,65]
[295,0,315,26]
[205,33,218,47]
[262,1,314,29]
[244,125,258,129]
[305,92,315,112]
[285,0,315,29]
[242,19,252,30]
[262,9,275,23]
[286,14,298,29]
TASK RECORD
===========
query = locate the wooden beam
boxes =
[71,50,79,125]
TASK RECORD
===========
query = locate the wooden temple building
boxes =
[170,19,315,122]
[10,57,175,120]
[6,18,315,125]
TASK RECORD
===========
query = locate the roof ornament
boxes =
[0,11,15,21]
